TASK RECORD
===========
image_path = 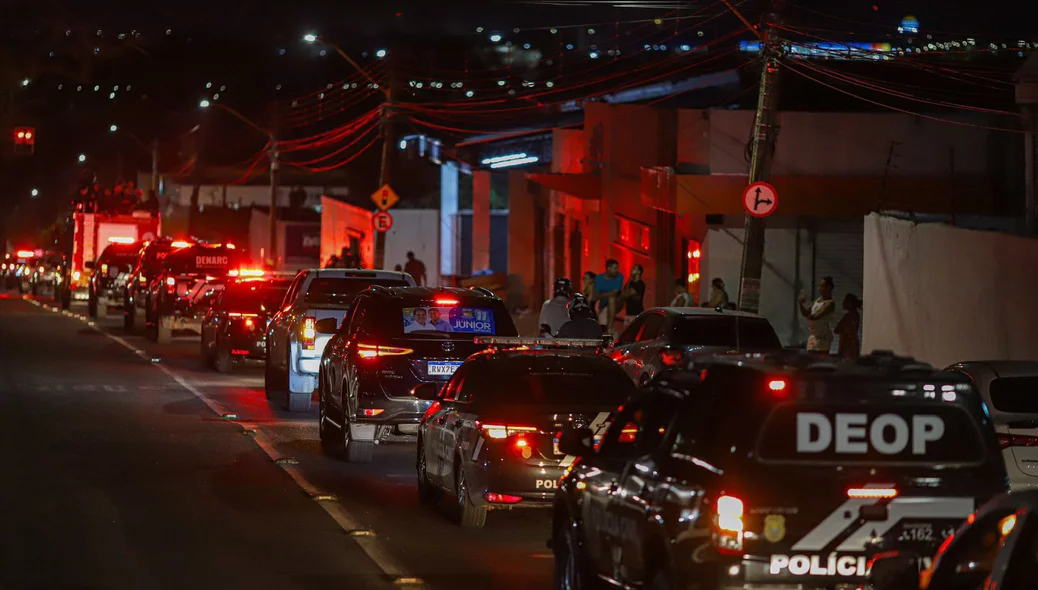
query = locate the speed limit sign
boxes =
[372,211,394,232]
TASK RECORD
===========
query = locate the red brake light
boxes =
[107,236,135,244]
[618,423,638,443]
[480,424,537,439]
[659,349,684,367]
[713,494,745,555]
[302,316,316,350]
[356,342,414,359]
[847,487,898,499]
[170,241,191,249]
[434,297,459,306]
[361,409,385,417]
[229,268,264,278]
[485,493,522,504]
[768,379,787,394]
[998,433,1038,449]
[16,250,34,258]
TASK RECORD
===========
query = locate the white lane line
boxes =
[38,299,426,588]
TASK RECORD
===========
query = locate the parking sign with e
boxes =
[372,211,393,232]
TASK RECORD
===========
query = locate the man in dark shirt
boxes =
[556,294,604,339]
[622,263,645,327]
[404,251,427,286]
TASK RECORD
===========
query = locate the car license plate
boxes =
[895,521,956,545]
[428,361,462,376]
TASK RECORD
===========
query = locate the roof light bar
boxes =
[481,152,528,165]
[847,487,898,499]
[473,336,611,348]
[107,236,136,244]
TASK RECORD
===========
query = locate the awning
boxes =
[525,172,602,201]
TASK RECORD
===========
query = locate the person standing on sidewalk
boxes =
[539,277,573,337]
[621,264,645,327]
[404,251,427,286]
[799,276,836,354]
[703,278,730,309]
[592,259,623,331]
[670,279,695,307]
[834,293,862,359]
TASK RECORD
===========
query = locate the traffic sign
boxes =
[371,184,400,211]
[372,211,394,233]
[743,181,778,218]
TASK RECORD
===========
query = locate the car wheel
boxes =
[88,293,98,317]
[339,408,374,463]
[155,314,172,344]
[214,340,233,374]
[417,438,439,505]
[554,518,598,590]
[282,354,311,412]
[645,562,677,590]
[319,379,344,455]
[454,462,487,528]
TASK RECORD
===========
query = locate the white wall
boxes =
[383,209,440,286]
[863,213,1038,368]
[707,111,991,177]
[702,226,814,346]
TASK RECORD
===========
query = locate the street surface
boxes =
[0,291,552,590]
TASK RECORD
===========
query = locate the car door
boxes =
[427,365,469,486]
[269,271,305,369]
[608,394,693,585]
[577,401,651,582]
[609,316,647,381]
[201,291,224,349]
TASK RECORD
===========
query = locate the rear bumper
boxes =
[722,554,869,589]
[466,451,566,508]
[225,335,266,360]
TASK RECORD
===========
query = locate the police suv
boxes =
[551,351,1008,590]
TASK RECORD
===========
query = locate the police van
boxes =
[551,351,1008,590]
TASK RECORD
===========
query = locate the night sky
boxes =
[1,0,1034,245]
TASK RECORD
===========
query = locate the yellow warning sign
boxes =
[371,184,400,211]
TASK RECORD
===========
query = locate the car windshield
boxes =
[304,277,409,306]
[478,357,635,405]
[670,316,781,349]
[222,283,289,313]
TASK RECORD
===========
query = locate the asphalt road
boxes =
[0,291,553,590]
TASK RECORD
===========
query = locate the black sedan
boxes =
[414,338,632,529]
[201,277,291,372]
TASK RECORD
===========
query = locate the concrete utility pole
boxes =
[735,4,783,314]
[268,107,280,268]
[373,83,394,270]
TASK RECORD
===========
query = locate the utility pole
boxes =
[151,138,159,197]
[735,4,783,314]
[268,107,280,268]
[373,84,394,270]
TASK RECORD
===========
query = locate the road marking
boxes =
[34,297,427,588]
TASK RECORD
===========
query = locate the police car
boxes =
[550,351,1008,590]
[413,337,630,528]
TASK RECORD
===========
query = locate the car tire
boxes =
[88,294,98,317]
[340,412,374,463]
[454,463,487,528]
[214,341,233,374]
[319,382,344,455]
[285,390,311,413]
[156,315,172,344]
[553,518,598,590]
[417,438,439,506]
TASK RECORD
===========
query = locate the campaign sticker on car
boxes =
[428,361,463,376]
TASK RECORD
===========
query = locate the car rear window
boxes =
[222,283,289,313]
[304,277,409,306]
[756,403,986,466]
[670,316,781,349]
[989,377,1038,413]
[473,358,635,406]
[403,306,495,335]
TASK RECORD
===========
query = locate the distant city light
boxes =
[302,33,318,43]
[199,99,211,108]
[680,44,691,52]
[31,188,39,197]
[489,34,502,43]
[589,51,599,59]
[399,139,407,149]
[78,154,87,163]
[109,124,118,132]
[21,78,30,87]
[465,90,475,97]
[375,49,387,58]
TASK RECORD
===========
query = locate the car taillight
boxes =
[422,401,442,422]
[998,433,1038,449]
[768,379,788,396]
[659,349,684,367]
[713,494,745,554]
[356,342,414,359]
[480,423,537,440]
[618,422,638,443]
[434,297,459,306]
[301,316,316,350]
[361,409,385,417]
[485,493,522,504]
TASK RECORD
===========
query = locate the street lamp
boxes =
[31,188,39,198]
[302,33,318,43]
[77,154,87,163]
[109,124,118,132]
[199,99,211,108]
[375,48,387,58]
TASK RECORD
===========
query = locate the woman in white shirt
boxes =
[798,276,836,353]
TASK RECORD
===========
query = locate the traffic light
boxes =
[13,126,35,155]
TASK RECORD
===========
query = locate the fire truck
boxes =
[59,180,161,309]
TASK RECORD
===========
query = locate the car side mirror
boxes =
[869,553,921,590]
[558,425,596,457]
[314,318,338,335]
[411,382,441,401]
[84,261,96,270]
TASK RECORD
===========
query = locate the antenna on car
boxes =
[468,286,497,298]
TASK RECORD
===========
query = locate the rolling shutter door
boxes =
[814,220,864,304]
